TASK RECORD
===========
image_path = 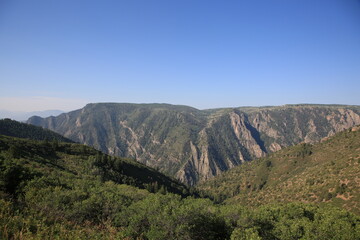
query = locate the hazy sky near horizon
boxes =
[1,0,360,112]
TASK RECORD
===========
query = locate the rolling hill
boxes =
[0,118,73,143]
[0,120,191,197]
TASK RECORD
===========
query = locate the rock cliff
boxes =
[27,103,360,185]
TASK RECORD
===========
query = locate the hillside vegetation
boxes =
[0,135,190,196]
[0,118,73,142]
[198,126,360,215]
[0,123,360,239]
[27,103,360,185]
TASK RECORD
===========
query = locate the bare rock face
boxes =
[269,142,282,152]
[27,103,360,185]
[229,111,266,158]
[352,126,360,132]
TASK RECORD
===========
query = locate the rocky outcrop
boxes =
[27,103,360,185]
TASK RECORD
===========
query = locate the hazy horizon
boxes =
[2,101,360,116]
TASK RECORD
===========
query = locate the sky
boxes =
[1,0,360,112]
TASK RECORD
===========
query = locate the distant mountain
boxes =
[0,118,73,142]
[198,126,360,215]
[27,103,360,185]
[0,109,64,121]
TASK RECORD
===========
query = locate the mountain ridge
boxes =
[0,109,64,121]
[27,103,360,185]
[0,118,73,143]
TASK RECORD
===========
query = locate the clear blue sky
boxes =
[1,0,360,111]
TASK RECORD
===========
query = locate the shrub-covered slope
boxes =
[1,134,360,239]
[198,126,360,215]
[0,134,191,198]
[0,118,73,142]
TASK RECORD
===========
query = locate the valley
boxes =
[1,118,359,239]
[198,125,360,215]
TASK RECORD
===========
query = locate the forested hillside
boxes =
[198,126,360,215]
[27,103,360,185]
[0,124,360,239]
[0,118,73,143]
[1,134,359,239]
[0,134,190,196]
